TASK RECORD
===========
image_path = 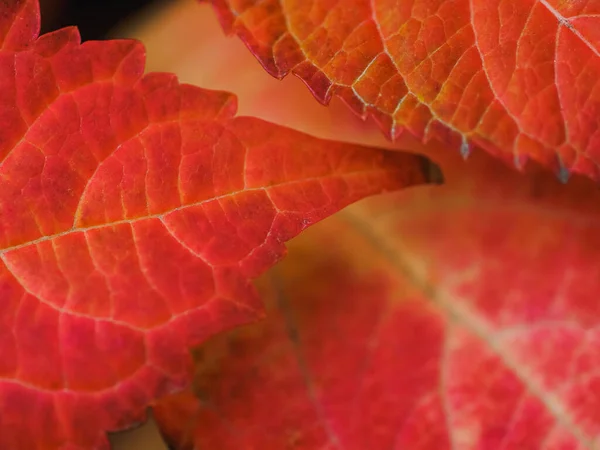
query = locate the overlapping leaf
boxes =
[208,0,600,181]
[0,1,437,448]
[153,147,600,449]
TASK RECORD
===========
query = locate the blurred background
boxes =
[40,0,162,40]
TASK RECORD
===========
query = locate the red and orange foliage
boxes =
[209,0,600,180]
[155,148,600,449]
[2,0,600,448]
[0,1,435,448]
[148,2,600,448]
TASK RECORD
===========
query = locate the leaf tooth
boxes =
[557,158,570,184]
[513,153,528,171]
[460,138,471,160]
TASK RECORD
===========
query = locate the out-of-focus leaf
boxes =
[154,148,600,449]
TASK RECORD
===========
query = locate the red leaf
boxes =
[153,149,600,449]
[208,0,600,181]
[0,1,437,448]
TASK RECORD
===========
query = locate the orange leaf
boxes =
[154,149,600,449]
[208,0,600,182]
[0,1,437,448]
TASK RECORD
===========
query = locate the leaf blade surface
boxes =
[209,0,600,180]
[0,1,436,448]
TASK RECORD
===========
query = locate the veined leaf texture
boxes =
[138,4,600,446]
[209,0,600,181]
[0,1,436,448]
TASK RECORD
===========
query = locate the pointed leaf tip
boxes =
[154,144,600,450]
[558,162,571,184]
[460,139,471,160]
